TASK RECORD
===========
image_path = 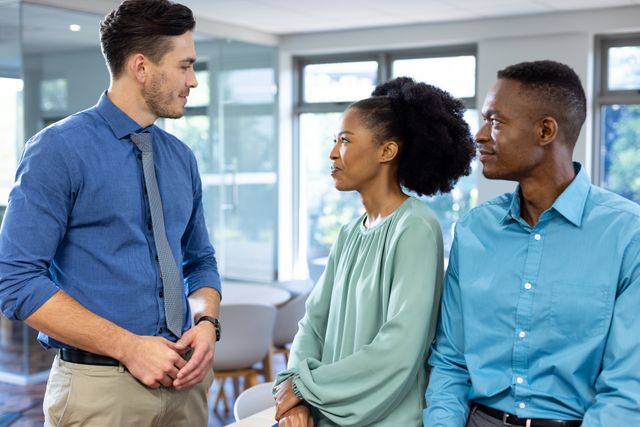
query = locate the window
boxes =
[595,35,640,203]
[295,48,477,280]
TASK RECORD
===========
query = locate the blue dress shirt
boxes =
[0,92,221,347]
[424,163,640,426]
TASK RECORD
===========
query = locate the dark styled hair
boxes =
[349,77,475,196]
[100,0,196,78]
[497,60,586,144]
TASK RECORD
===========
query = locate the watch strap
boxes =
[195,315,221,341]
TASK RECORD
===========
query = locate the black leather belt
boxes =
[475,404,581,427]
[59,348,120,366]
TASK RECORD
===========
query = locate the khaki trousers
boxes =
[43,355,214,427]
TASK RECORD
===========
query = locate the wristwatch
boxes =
[195,316,221,341]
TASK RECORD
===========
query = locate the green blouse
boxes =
[276,197,444,426]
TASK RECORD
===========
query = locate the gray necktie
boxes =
[130,132,183,338]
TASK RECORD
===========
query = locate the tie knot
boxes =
[130,132,152,153]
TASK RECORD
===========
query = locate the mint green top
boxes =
[276,197,444,426]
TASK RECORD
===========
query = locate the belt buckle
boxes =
[502,413,532,427]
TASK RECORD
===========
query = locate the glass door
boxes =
[166,40,278,282]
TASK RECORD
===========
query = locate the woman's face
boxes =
[329,107,385,192]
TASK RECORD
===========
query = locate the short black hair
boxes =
[100,0,195,78]
[497,60,586,144]
[350,76,475,197]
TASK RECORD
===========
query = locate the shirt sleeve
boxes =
[0,130,73,320]
[274,230,342,387]
[424,228,472,426]
[182,151,221,297]
[582,235,640,426]
[281,220,442,426]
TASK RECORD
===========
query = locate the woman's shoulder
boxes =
[395,197,441,232]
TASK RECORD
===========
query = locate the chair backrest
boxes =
[233,381,275,421]
[273,291,309,347]
[272,279,313,297]
[213,304,277,371]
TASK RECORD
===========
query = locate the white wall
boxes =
[278,5,640,203]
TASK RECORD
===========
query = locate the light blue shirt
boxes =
[424,163,640,426]
[0,92,221,347]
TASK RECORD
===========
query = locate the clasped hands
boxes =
[274,377,314,427]
[120,320,216,390]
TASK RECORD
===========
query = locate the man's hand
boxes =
[172,320,216,389]
[119,335,186,388]
[275,377,302,420]
[278,405,314,427]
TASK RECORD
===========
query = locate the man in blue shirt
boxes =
[424,60,640,426]
[0,0,221,425]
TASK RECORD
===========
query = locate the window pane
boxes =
[300,109,479,278]
[162,115,214,172]
[300,112,362,280]
[303,61,378,103]
[600,104,640,203]
[221,68,275,104]
[188,70,210,107]
[608,46,640,91]
[40,78,67,112]
[392,56,476,98]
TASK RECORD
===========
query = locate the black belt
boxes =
[474,404,581,427]
[59,348,120,366]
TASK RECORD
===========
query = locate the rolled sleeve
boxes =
[0,130,73,320]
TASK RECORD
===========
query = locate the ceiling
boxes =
[179,0,640,35]
[6,0,640,57]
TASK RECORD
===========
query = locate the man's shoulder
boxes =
[457,192,513,227]
[33,107,101,142]
[589,185,640,218]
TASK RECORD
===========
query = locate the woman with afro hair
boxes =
[273,77,476,427]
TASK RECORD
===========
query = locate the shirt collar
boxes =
[95,91,150,139]
[501,162,591,227]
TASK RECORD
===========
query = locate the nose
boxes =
[329,140,340,160]
[188,68,198,89]
[475,121,490,146]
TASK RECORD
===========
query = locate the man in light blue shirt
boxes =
[424,60,640,426]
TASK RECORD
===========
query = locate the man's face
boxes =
[475,79,544,181]
[142,31,197,119]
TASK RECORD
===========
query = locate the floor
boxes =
[0,356,286,427]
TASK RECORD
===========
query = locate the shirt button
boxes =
[137,154,142,160]
[519,402,526,409]
[524,282,532,290]
[159,290,164,298]
[534,233,541,240]
[516,377,524,384]
[155,255,159,262]
[519,331,526,338]
[147,223,152,230]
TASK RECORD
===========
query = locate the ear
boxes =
[538,116,558,147]
[128,53,148,84]
[379,140,399,163]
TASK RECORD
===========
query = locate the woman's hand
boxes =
[274,377,302,420]
[278,405,314,427]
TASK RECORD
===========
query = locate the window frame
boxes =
[292,45,478,276]
[593,34,640,184]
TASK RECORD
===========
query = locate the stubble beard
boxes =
[142,72,185,120]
